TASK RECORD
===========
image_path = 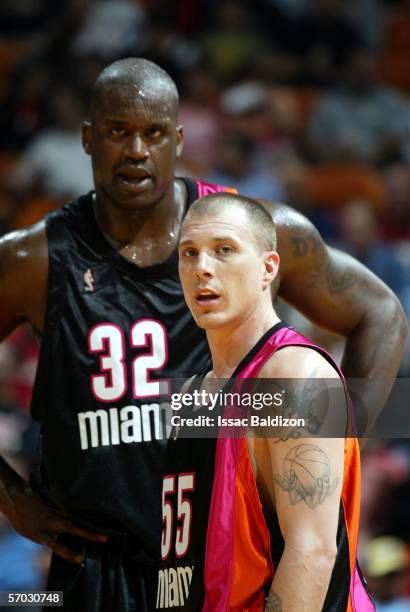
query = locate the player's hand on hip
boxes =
[7,482,108,563]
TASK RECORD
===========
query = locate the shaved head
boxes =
[185,193,276,252]
[90,57,179,120]
[83,57,184,214]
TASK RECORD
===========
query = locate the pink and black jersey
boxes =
[157,323,375,611]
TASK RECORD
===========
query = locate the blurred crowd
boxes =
[0,1,410,609]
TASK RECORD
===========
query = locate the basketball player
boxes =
[0,57,402,610]
[157,193,374,611]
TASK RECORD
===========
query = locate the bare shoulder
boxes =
[258,199,307,226]
[257,199,325,270]
[0,221,48,334]
[0,220,47,265]
[259,344,340,380]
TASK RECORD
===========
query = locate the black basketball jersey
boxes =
[30,178,233,560]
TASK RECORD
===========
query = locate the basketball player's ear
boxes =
[262,251,280,288]
[176,124,184,158]
[82,121,92,156]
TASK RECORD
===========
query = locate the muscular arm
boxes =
[262,201,408,433]
[255,348,344,611]
[0,222,48,337]
[0,225,107,559]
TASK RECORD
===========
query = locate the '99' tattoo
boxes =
[275,443,339,508]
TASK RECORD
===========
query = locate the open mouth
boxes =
[195,290,221,306]
[116,168,152,188]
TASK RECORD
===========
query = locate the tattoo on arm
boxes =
[279,372,327,441]
[275,443,339,508]
[262,371,328,443]
[291,229,322,259]
[325,260,356,294]
[307,255,356,294]
[265,592,282,611]
[290,225,357,295]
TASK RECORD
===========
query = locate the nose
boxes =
[124,133,149,161]
[195,251,214,279]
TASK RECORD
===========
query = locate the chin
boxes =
[194,313,227,330]
[109,185,164,210]
[118,194,160,210]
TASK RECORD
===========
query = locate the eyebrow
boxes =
[102,117,169,128]
[179,236,239,247]
[103,118,129,125]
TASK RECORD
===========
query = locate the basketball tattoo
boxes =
[275,443,339,508]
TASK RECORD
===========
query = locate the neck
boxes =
[206,303,280,378]
[93,179,187,266]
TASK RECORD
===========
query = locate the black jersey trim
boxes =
[230,322,287,378]
[183,177,201,208]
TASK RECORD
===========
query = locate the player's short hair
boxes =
[186,193,276,252]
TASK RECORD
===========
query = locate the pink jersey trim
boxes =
[352,567,375,611]
[194,179,236,198]
[202,436,238,612]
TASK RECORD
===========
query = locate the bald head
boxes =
[90,57,179,120]
[185,193,276,252]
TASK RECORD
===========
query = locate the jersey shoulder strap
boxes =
[180,177,237,209]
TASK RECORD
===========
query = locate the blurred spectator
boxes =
[0,1,59,37]
[68,54,107,104]
[278,158,339,241]
[13,83,93,198]
[206,132,283,201]
[0,64,50,151]
[220,81,296,169]
[258,0,364,86]
[337,199,408,298]
[307,47,410,164]
[382,164,410,242]
[0,339,40,465]
[379,0,410,95]
[363,536,410,611]
[345,0,388,48]
[177,67,221,173]
[199,1,272,83]
[0,326,39,414]
[291,0,365,86]
[306,163,389,213]
[70,0,148,59]
[361,443,410,538]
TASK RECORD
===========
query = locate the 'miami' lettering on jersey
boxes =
[156,566,194,609]
[78,403,172,450]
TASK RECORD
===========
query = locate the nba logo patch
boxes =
[83,268,96,292]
